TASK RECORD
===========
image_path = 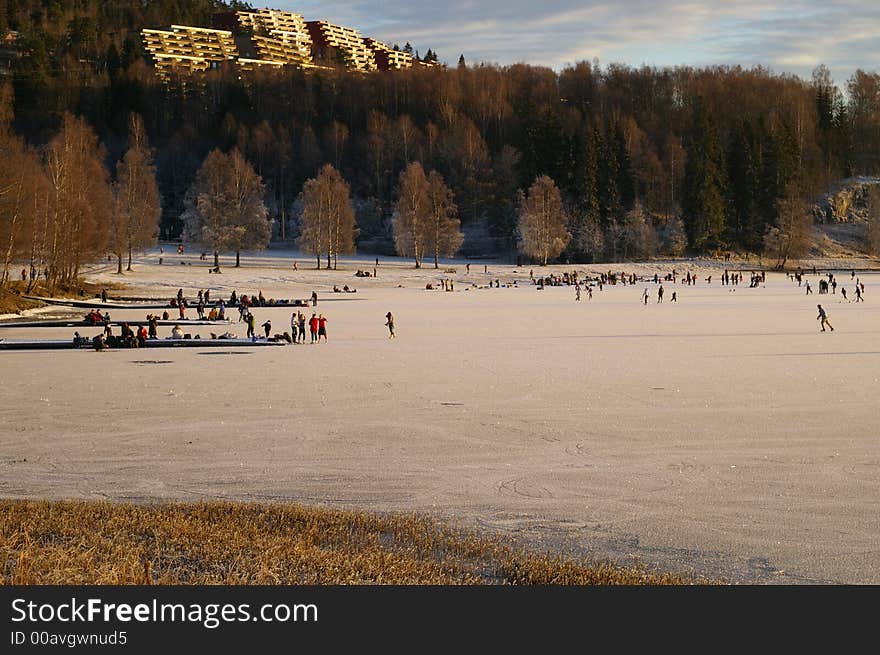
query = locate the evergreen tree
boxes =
[758,121,801,239]
[597,124,621,227]
[833,100,855,178]
[681,99,726,250]
[614,123,635,211]
[726,119,762,250]
[568,125,602,261]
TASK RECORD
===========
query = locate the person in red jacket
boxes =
[136,325,148,347]
[308,313,319,343]
[317,314,328,342]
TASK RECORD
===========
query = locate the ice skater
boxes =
[385,311,395,338]
[816,304,833,332]
[643,288,649,305]
[262,319,272,338]
[575,284,581,301]
[658,284,664,303]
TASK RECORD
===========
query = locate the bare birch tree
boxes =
[111,113,160,273]
[298,164,357,269]
[0,136,47,289]
[426,170,463,268]
[43,113,113,290]
[517,175,570,265]
[393,162,431,268]
[763,189,812,269]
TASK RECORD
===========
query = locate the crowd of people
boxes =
[56,257,879,352]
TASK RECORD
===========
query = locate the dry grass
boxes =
[1,279,130,315]
[0,500,697,585]
[0,287,44,315]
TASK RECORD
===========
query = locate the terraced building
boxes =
[142,7,440,80]
[141,25,238,79]
[364,39,414,71]
[305,21,376,71]
[236,9,314,66]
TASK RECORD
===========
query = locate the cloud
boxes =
[276,1,880,82]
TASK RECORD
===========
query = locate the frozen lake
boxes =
[2,253,878,583]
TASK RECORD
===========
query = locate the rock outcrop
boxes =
[811,177,880,224]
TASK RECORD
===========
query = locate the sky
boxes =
[277,1,880,85]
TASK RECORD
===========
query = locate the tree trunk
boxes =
[214,251,219,268]
[236,250,240,267]
[117,253,123,274]
[316,254,320,269]
[127,246,133,271]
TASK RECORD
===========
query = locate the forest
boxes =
[2,0,880,270]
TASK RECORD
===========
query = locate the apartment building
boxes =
[237,8,308,34]
[364,39,413,71]
[141,25,238,79]
[305,21,376,71]
[143,8,438,80]
[236,9,314,66]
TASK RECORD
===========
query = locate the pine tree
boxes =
[568,126,602,261]
[615,123,635,211]
[726,119,762,250]
[833,100,854,178]
[597,125,621,227]
[758,121,801,241]
[682,99,726,251]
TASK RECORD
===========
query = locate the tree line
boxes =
[0,90,161,291]
[3,1,880,267]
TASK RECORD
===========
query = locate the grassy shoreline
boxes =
[1,500,698,585]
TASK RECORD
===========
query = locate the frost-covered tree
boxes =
[662,214,688,256]
[517,175,570,265]
[182,148,270,268]
[393,162,431,268]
